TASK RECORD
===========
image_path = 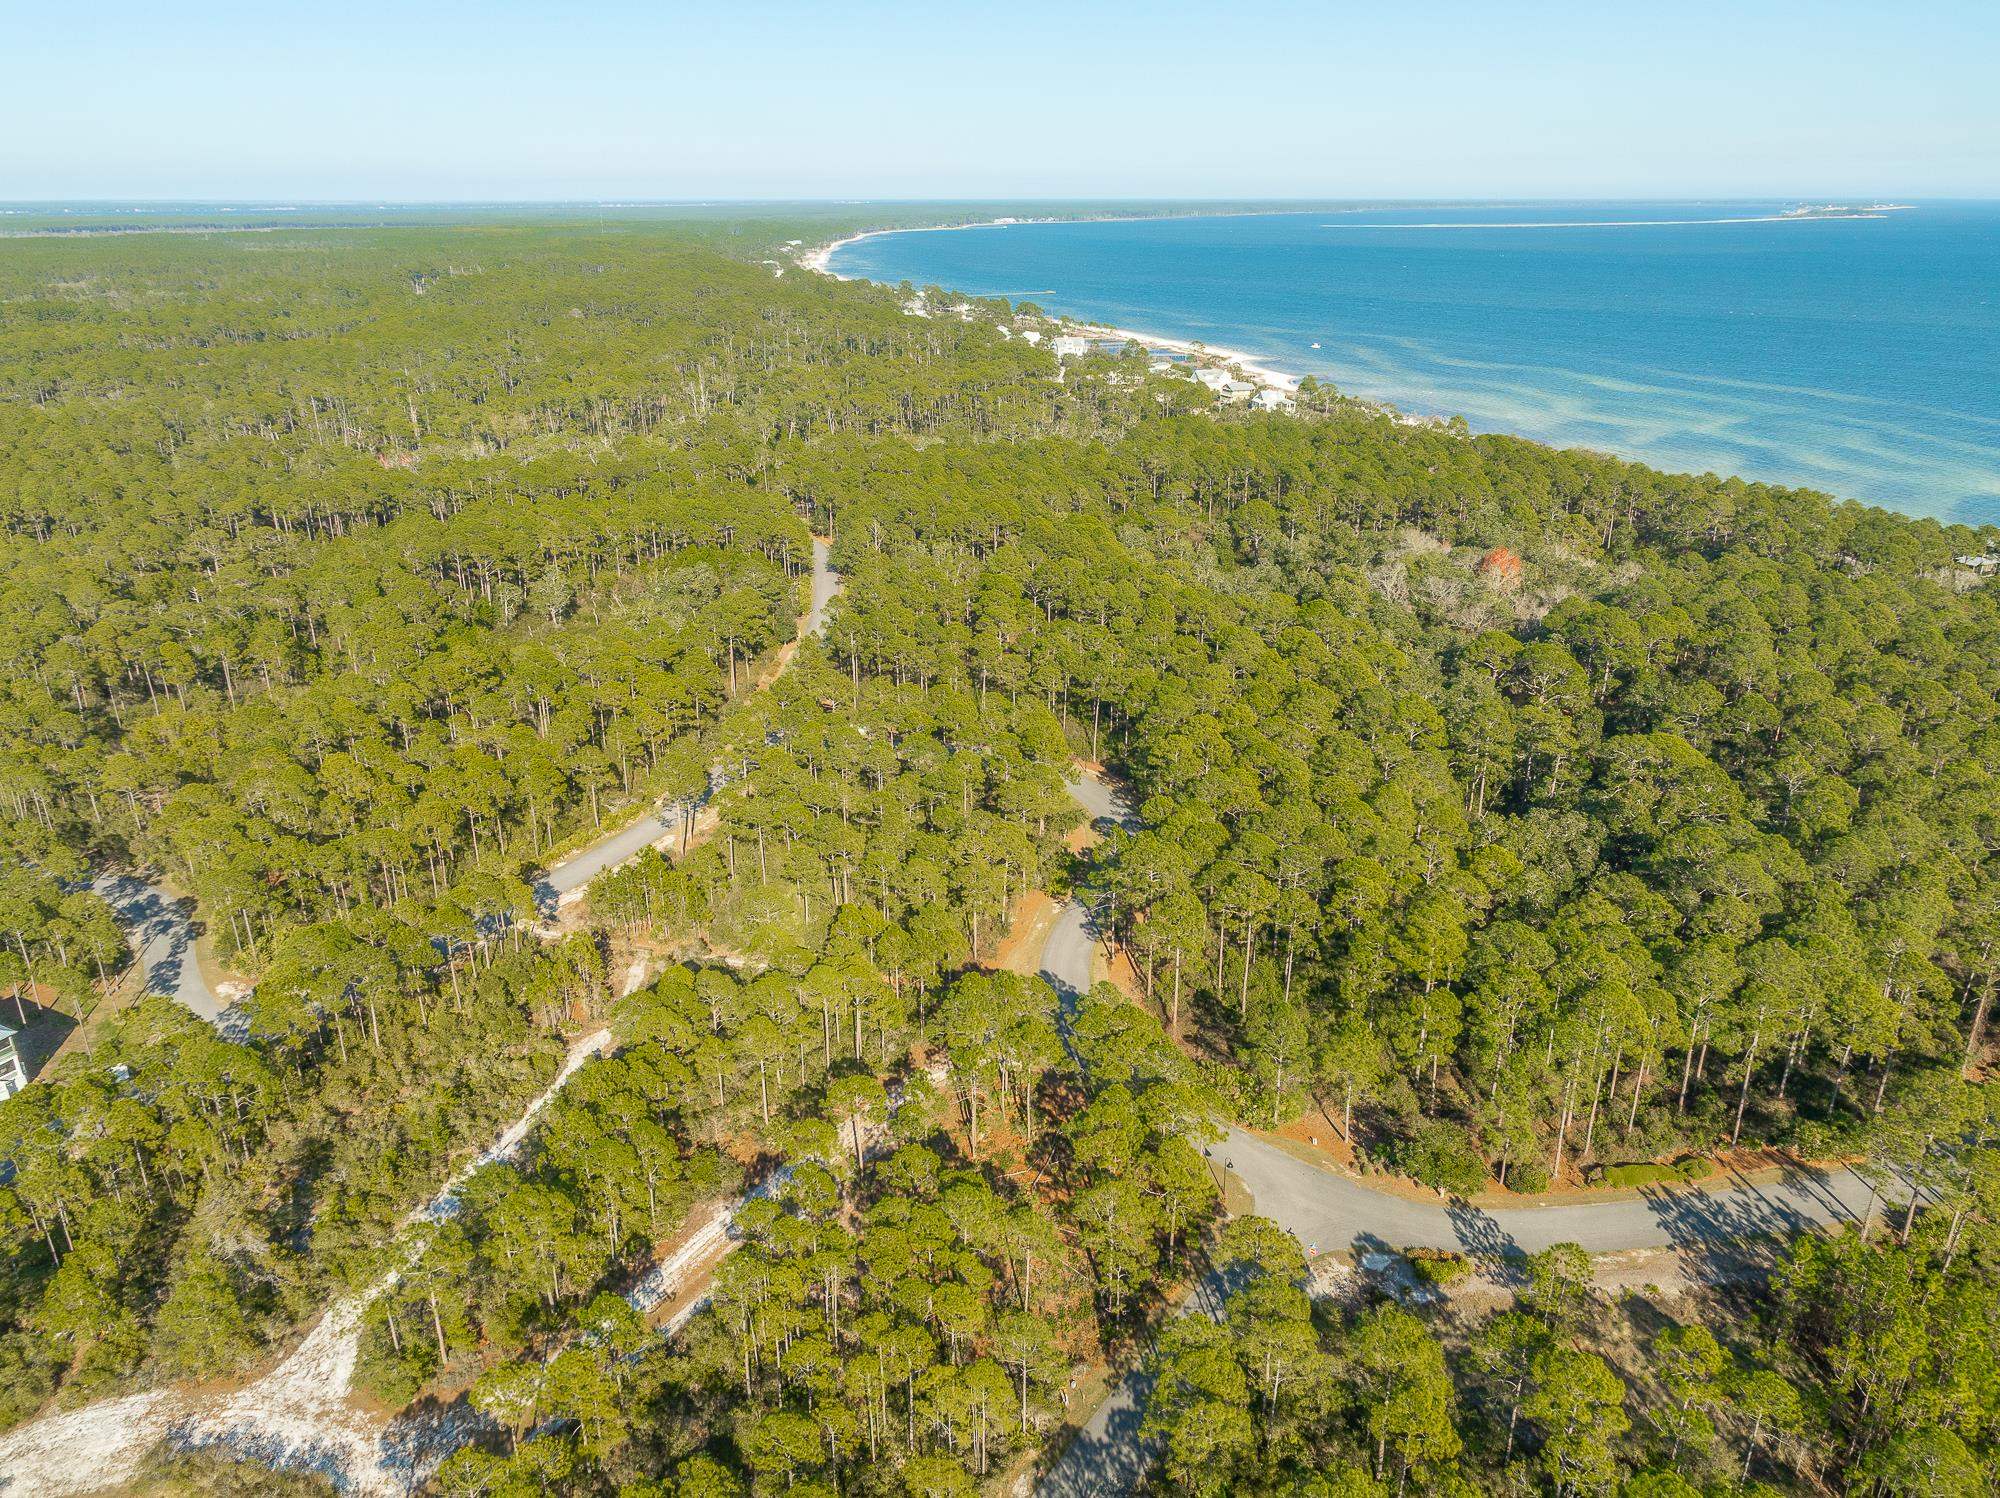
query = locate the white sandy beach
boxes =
[799,215,1054,278]
[798,229,873,276]
[799,220,1306,396]
[1082,321,1302,394]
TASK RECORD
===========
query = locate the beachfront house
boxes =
[1192,367,1233,393]
[0,1025,26,1100]
[1018,329,1042,345]
[1052,335,1091,359]
[1250,388,1293,411]
[1955,553,2000,574]
[1219,379,1256,403]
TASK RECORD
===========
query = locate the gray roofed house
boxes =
[0,1024,26,1101]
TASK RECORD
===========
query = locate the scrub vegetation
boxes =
[1,222,1995,1495]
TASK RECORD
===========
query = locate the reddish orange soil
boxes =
[1094,942,1144,1003]
[986,890,1059,977]
[1272,1105,1361,1170]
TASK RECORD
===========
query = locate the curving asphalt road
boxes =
[1038,899,1096,996]
[83,539,841,1023]
[535,537,839,910]
[1034,766,1894,1497]
[1063,769,1128,829]
[1217,1126,1881,1259]
[90,874,227,1024]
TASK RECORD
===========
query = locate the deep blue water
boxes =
[833,204,2000,529]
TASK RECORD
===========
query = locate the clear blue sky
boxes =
[5,0,1995,201]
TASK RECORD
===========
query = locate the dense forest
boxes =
[0,222,1995,1496]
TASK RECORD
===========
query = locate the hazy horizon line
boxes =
[2,193,1979,209]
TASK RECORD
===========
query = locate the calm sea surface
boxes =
[832,204,2000,528]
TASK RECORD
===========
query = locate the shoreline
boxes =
[797,205,1305,279]
[1080,320,1303,395]
[801,218,1310,398]
[797,213,2000,510]
[803,213,1142,278]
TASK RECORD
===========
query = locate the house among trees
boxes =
[0,1025,26,1101]
[2,219,1996,1498]
[1189,365,1257,402]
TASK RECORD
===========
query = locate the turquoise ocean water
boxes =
[831,204,2000,529]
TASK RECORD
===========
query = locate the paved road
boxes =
[90,874,226,1023]
[803,536,838,637]
[1039,899,1096,996]
[1034,770,1164,1498]
[1063,770,1129,829]
[537,803,699,905]
[536,538,840,908]
[1216,1126,1881,1258]
[1036,1270,1231,1498]
[1037,771,1130,999]
[1034,766,1894,1497]
[1041,1126,1888,1498]
[86,538,841,1016]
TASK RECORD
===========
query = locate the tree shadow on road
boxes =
[1038,1387,1160,1498]
[1637,1173,1801,1293]
[1444,1197,1526,1285]
[101,876,197,998]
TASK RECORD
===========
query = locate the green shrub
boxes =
[1594,1156,1713,1188]
[1596,1162,1674,1187]
[138,1444,338,1496]
[1506,1161,1552,1194]
[150,1254,266,1378]
[352,1309,439,1406]
[1405,1247,1473,1286]
[1385,1120,1488,1198]
[0,1329,62,1431]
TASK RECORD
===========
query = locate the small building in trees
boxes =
[0,1024,26,1100]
